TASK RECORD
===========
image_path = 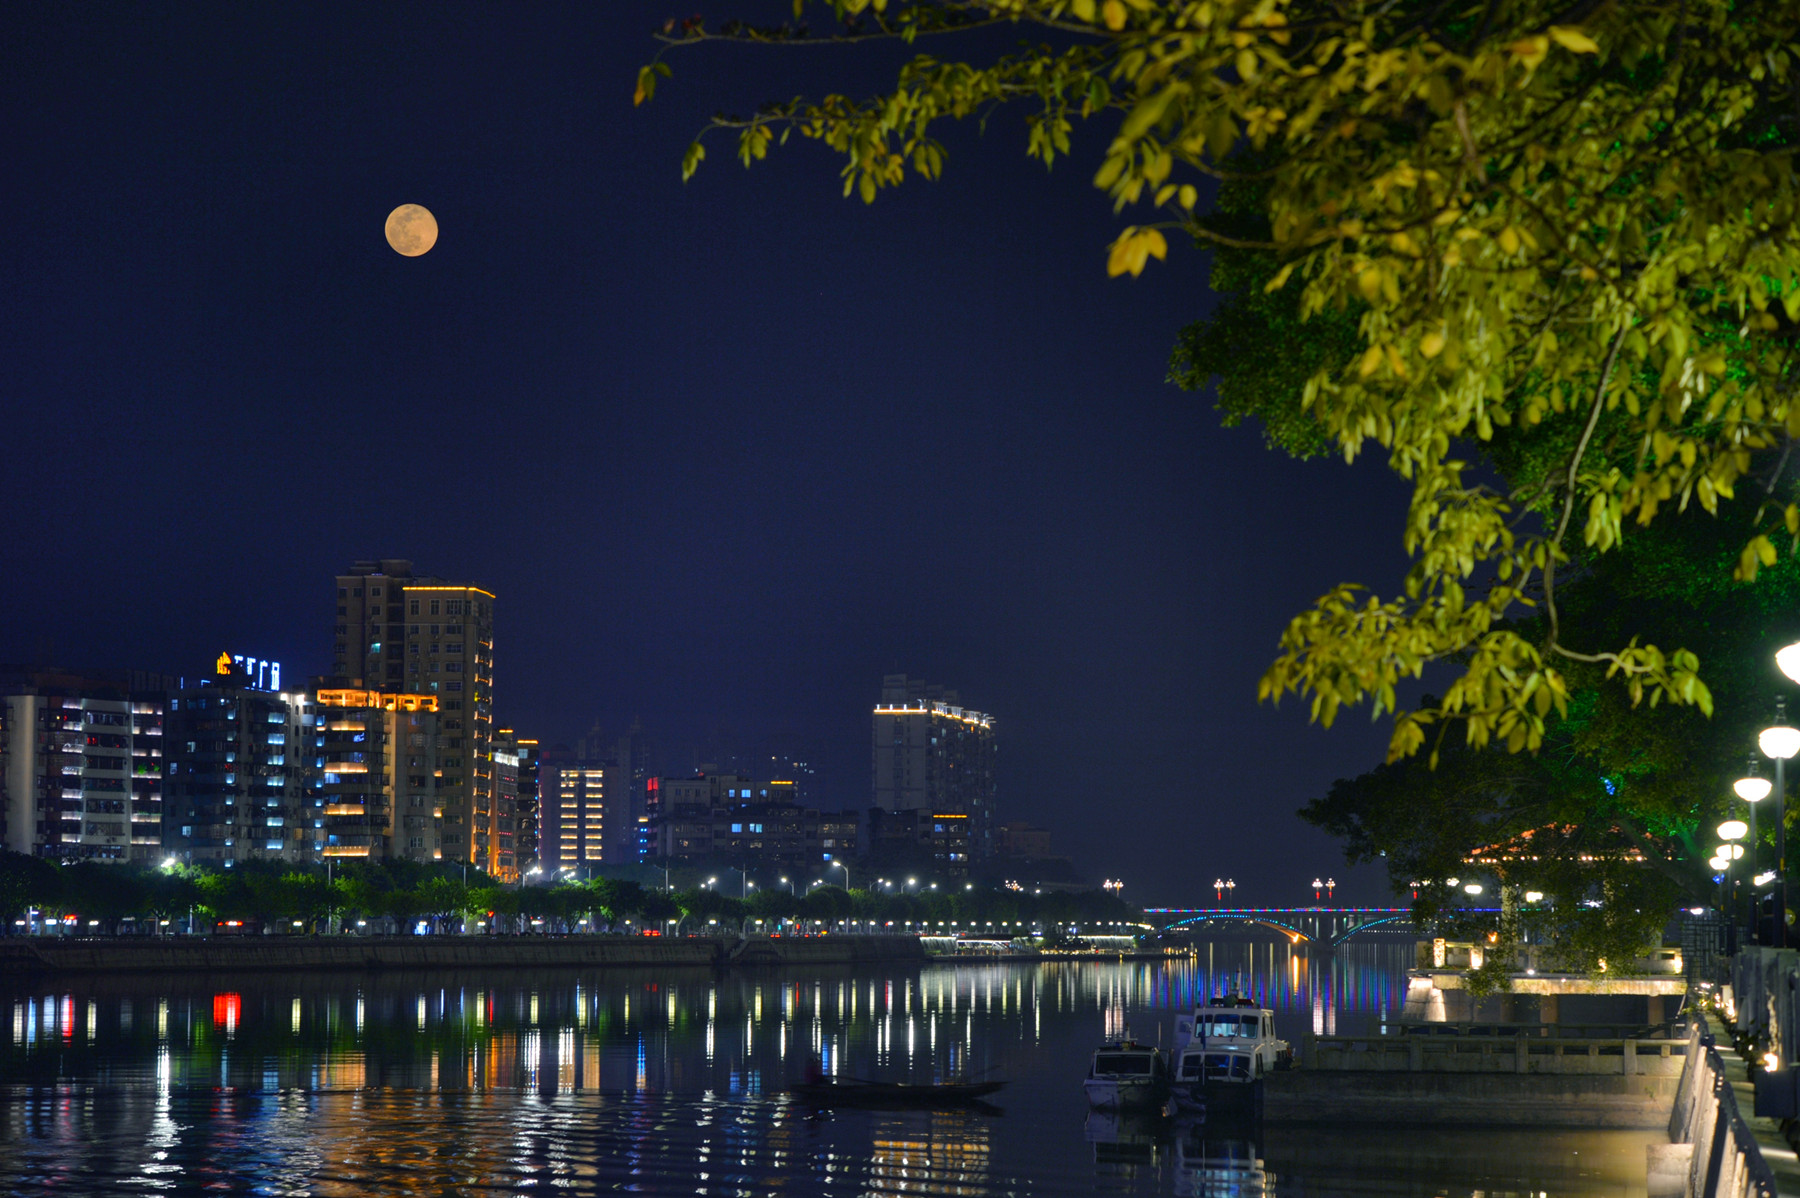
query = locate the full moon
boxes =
[384,204,438,257]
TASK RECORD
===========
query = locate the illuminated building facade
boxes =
[315,687,440,863]
[504,732,539,875]
[332,560,497,874]
[651,772,860,871]
[0,669,171,863]
[164,672,319,865]
[544,722,649,869]
[871,674,997,865]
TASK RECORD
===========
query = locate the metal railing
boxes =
[1668,1014,1777,1198]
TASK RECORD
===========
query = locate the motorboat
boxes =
[1083,1033,1172,1110]
[1170,994,1290,1110]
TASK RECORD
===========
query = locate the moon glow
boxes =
[384,204,438,256]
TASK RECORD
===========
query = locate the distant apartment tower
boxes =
[0,668,170,863]
[334,560,497,875]
[164,666,320,866]
[871,674,997,865]
[315,686,441,865]
[504,733,540,875]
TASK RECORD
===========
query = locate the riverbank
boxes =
[0,933,928,975]
[1263,1068,1680,1128]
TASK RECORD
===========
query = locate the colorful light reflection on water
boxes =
[0,943,1657,1196]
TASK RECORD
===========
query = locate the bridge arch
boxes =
[1164,913,1314,943]
[1327,913,1411,946]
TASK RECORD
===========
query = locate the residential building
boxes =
[649,771,860,874]
[871,674,998,867]
[332,560,497,874]
[315,685,441,864]
[164,666,319,866]
[0,668,172,863]
[492,728,537,881]
[544,721,651,870]
[512,735,540,874]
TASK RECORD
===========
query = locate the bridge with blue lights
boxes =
[1146,906,1420,947]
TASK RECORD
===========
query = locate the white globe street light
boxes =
[1765,695,1800,946]
[1720,820,1750,841]
[1736,756,1771,943]
[1736,775,1773,803]
[1776,641,1800,686]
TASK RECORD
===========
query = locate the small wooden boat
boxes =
[787,1077,1005,1108]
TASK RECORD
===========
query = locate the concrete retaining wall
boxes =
[1264,1070,1680,1128]
[0,935,928,976]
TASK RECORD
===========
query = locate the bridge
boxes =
[1145,906,1421,947]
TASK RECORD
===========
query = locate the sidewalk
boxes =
[1710,1035,1800,1195]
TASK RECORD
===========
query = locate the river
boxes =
[0,938,1660,1196]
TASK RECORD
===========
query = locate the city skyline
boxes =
[1,1,1403,905]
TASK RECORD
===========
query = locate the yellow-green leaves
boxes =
[633,61,671,107]
[1107,226,1168,276]
[1548,25,1600,54]
[655,0,1800,762]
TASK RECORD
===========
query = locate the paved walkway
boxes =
[1711,1035,1800,1195]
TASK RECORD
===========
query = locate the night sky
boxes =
[3,2,1417,905]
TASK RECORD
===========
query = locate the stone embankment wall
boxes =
[0,935,928,976]
[1264,1070,1679,1128]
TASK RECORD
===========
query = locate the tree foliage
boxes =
[645,0,1800,763]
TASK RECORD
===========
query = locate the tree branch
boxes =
[1544,321,1629,654]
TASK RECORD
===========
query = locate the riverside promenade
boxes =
[0,933,927,975]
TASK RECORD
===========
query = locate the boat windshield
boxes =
[1093,1053,1156,1074]
[1199,1015,1260,1038]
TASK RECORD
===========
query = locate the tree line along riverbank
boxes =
[0,933,932,976]
[0,852,1142,938]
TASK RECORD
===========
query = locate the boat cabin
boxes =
[1172,997,1288,1091]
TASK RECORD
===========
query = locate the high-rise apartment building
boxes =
[315,686,441,864]
[871,674,997,866]
[164,671,320,866]
[0,669,170,863]
[333,560,497,875]
[492,728,537,880]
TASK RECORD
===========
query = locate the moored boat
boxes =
[1170,994,1289,1111]
[1083,1034,1171,1110]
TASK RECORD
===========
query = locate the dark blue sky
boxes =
[2,1,1415,904]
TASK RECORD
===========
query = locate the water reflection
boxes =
[0,942,1656,1196]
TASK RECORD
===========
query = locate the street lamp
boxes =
[1761,695,1800,945]
[1225,879,1235,905]
[1214,878,1226,906]
[831,860,850,891]
[1312,878,1324,903]
[1737,757,1771,941]
[1326,878,1337,904]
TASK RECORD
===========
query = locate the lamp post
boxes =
[1312,878,1324,904]
[1225,879,1235,906]
[1214,878,1226,907]
[831,860,850,892]
[1760,693,1800,946]
[1326,878,1337,905]
[1736,758,1772,943]
[1721,818,1749,942]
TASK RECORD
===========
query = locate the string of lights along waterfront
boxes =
[1,951,1661,1196]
